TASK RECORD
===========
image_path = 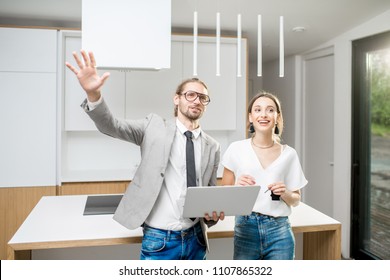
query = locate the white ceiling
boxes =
[1,0,390,63]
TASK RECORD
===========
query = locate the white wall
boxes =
[248,62,263,100]
[249,57,299,152]
[260,9,390,259]
[261,56,298,149]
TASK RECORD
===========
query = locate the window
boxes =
[351,31,390,259]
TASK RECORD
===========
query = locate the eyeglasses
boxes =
[180,91,211,105]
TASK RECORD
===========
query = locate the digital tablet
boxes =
[183,185,261,218]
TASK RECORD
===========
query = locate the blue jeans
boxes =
[234,213,295,260]
[140,222,207,260]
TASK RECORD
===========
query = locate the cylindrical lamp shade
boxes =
[257,14,262,77]
[216,12,221,76]
[193,11,198,76]
[279,16,284,77]
[237,14,242,77]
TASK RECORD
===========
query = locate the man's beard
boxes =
[179,105,203,121]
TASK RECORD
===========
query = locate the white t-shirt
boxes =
[222,138,308,217]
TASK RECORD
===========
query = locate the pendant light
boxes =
[279,15,284,77]
[237,13,242,77]
[193,11,198,76]
[216,12,221,76]
[257,14,262,77]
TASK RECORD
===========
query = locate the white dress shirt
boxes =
[145,119,202,230]
[87,97,202,230]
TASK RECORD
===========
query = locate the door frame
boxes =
[301,47,335,208]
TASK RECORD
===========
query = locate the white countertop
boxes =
[9,195,340,246]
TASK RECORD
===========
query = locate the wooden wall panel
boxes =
[0,186,56,260]
[303,229,342,260]
[58,181,130,196]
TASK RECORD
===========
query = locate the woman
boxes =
[221,91,308,260]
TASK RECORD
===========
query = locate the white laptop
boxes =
[183,185,261,218]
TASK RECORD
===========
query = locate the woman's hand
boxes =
[267,181,286,196]
[236,174,256,186]
[268,182,301,206]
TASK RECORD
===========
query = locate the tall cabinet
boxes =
[0,27,58,260]
[0,28,57,187]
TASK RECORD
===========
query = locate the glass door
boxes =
[352,31,390,259]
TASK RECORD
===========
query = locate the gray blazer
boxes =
[84,99,221,231]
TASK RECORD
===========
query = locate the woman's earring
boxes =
[249,122,255,133]
[274,124,280,135]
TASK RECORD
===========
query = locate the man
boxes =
[66,50,224,260]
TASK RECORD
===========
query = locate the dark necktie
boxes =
[184,131,197,188]
[185,131,197,221]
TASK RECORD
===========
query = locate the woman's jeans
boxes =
[234,213,295,260]
[140,222,207,260]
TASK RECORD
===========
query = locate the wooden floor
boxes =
[369,173,390,259]
[368,134,390,259]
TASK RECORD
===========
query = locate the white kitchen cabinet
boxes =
[0,28,57,73]
[125,41,183,120]
[64,34,245,130]
[62,32,126,131]
[60,31,134,182]
[182,37,239,130]
[0,28,57,187]
[0,28,246,185]
[125,35,244,131]
[60,33,247,182]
